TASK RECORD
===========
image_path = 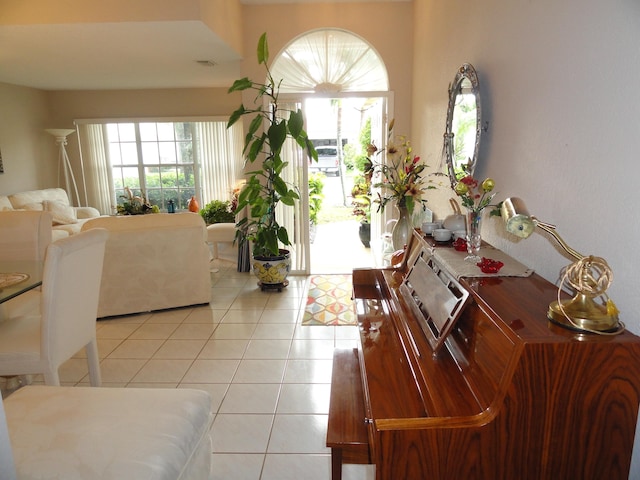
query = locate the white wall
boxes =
[412,0,640,476]
[0,83,55,194]
[414,0,640,333]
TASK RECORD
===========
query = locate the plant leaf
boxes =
[277,226,291,246]
[273,176,289,197]
[227,105,247,128]
[268,121,287,153]
[305,138,318,161]
[228,78,253,93]
[257,33,269,65]
[288,109,303,139]
[247,135,265,162]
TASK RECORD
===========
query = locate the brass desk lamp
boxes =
[500,197,623,334]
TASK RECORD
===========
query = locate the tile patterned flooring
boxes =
[3,257,376,480]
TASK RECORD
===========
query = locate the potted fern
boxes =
[228,32,317,288]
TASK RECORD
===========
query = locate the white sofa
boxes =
[81,213,211,318]
[0,188,101,240]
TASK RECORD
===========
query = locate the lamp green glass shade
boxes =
[501,197,536,238]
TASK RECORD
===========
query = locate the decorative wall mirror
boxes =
[443,63,481,188]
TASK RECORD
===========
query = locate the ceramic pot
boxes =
[252,249,291,285]
[359,222,371,248]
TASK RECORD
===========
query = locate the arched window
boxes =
[271,29,388,94]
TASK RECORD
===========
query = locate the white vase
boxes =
[392,204,411,251]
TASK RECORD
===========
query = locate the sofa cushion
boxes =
[51,229,70,241]
[53,218,92,238]
[8,188,70,210]
[4,385,213,480]
[43,200,78,225]
[22,202,44,212]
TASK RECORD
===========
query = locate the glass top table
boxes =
[0,261,44,304]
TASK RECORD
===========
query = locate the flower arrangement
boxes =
[453,175,497,213]
[371,123,435,215]
[116,187,159,215]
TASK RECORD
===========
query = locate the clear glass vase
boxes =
[392,204,411,250]
[465,210,482,262]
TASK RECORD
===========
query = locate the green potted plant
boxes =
[227,32,317,286]
[351,174,371,247]
[199,199,235,225]
[116,187,160,215]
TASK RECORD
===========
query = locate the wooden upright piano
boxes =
[327,230,640,480]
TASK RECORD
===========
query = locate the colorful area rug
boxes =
[301,274,356,326]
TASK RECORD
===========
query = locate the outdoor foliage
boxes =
[308,173,325,225]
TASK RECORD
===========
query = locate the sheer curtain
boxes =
[271,29,389,94]
[77,124,114,215]
[196,122,244,204]
[277,101,309,274]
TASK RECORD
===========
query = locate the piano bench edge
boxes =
[327,348,371,480]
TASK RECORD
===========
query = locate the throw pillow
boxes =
[43,200,78,225]
[23,202,44,211]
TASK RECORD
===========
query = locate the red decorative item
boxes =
[453,237,467,251]
[188,196,199,213]
[477,257,504,274]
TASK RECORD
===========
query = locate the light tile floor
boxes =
[2,257,376,480]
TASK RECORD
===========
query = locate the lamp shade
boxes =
[45,129,75,144]
[500,197,536,239]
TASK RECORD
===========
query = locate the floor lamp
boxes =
[45,129,80,207]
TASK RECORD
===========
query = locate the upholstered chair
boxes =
[0,210,51,260]
[0,211,52,319]
[0,228,107,386]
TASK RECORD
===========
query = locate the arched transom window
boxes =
[271,28,389,94]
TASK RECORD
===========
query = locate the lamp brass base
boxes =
[547,293,620,333]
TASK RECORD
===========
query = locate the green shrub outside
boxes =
[309,173,325,224]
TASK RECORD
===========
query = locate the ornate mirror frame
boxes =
[443,63,481,188]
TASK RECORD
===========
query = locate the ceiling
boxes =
[0,0,410,92]
[0,21,242,91]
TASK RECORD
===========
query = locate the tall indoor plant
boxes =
[228,33,317,285]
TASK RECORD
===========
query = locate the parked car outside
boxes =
[310,146,340,176]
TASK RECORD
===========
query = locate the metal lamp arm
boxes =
[533,218,583,261]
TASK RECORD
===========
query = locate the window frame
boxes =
[105,121,200,211]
